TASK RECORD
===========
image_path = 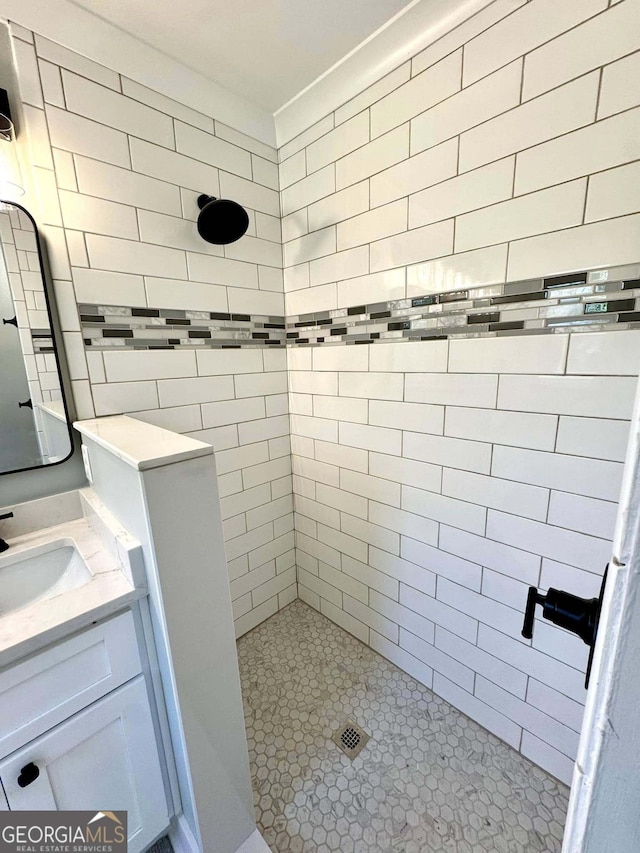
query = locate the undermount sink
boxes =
[0,540,93,616]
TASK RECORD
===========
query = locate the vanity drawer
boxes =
[0,610,142,757]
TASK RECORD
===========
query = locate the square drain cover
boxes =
[332,720,370,760]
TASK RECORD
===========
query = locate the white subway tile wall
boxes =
[13,27,294,637]
[278,0,640,785]
[12,0,640,786]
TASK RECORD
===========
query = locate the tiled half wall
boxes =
[7,0,640,784]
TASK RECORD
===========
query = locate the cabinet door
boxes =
[0,677,168,853]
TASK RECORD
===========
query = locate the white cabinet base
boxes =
[0,677,169,853]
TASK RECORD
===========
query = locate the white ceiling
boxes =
[67,0,414,112]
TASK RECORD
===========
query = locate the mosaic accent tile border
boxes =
[79,262,640,351]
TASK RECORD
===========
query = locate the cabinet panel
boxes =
[0,611,141,757]
[0,677,168,853]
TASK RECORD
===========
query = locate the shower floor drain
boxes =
[332,720,370,760]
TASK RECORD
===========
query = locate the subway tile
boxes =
[103,349,196,382]
[437,576,524,639]
[74,156,181,216]
[548,491,617,541]
[487,508,614,573]
[406,245,508,296]
[478,624,586,702]
[598,50,640,119]
[440,524,540,585]
[462,0,606,86]
[320,564,368,605]
[286,283,336,316]
[35,36,120,89]
[340,422,401,455]
[315,439,368,473]
[313,395,368,424]
[340,373,404,402]
[221,483,271,521]
[556,416,630,463]
[369,502,438,547]
[215,442,269,476]
[92,380,158,416]
[475,677,579,761]
[72,268,146,305]
[370,400,443,434]
[401,583,479,643]
[201,397,265,429]
[279,114,334,162]
[228,288,283,316]
[62,71,174,148]
[369,631,433,689]
[310,246,369,286]
[520,732,575,786]
[234,598,278,638]
[186,252,257,287]
[291,414,338,442]
[244,457,292,489]
[443,468,549,522]
[46,105,130,167]
[370,139,457,208]
[522,0,640,100]
[235,372,288,398]
[370,220,453,272]
[130,137,221,194]
[293,456,339,488]
[436,626,528,698]
[402,485,485,534]
[586,161,640,224]
[59,191,138,239]
[515,108,640,196]
[121,77,213,133]
[405,373,498,407]
[313,345,368,372]
[284,226,336,266]
[51,149,78,191]
[337,199,407,252]
[369,547,436,596]
[12,39,43,107]
[445,406,557,451]
[370,453,441,493]
[507,214,640,280]
[144,277,227,312]
[340,469,400,507]
[320,599,369,643]
[567,330,640,377]
[493,443,624,503]
[221,233,282,268]
[252,567,296,608]
[246,496,294,531]
[289,370,337,395]
[307,112,369,173]
[335,62,410,126]
[459,72,599,173]
[281,165,335,216]
[434,674,521,748]
[86,234,186,278]
[340,513,399,556]
[401,629,474,691]
[371,51,461,138]
[498,374,636,420]
[336,125,409,190]
[279,150,306,189]
[411,61,521,155]
[338,268,406,307]
[307,181,370,232]
[317,483,367,520]
[409,157,514,230]
[216,122,276,163]
[281,209,307,244]
[248,531,295,570]
[297,583,321,611]
[370,340,447,373]
[219,171,280,217]
[134,404,203,434]
[370,591,435,645]
[229,560,275,600]
[175,120,251,177]
[451,334,568,376]
[400,537,481,592]
[404,432,491,475]
[317,523,368,563]
[527,678,585,733]
[256,213,282,244]
[455,179,586,254]
[296,534,337,570]
[540,558,606,602]
[157,375,234,408]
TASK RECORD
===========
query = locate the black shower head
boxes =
[197,194,249,245]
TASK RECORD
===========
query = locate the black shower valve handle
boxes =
[521,586,600,646]
[522,587,545,640]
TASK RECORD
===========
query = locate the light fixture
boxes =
[0,86,24,198]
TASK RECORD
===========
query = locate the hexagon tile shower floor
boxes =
[236,600,569,853]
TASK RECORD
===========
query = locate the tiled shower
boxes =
[6,0,640,848]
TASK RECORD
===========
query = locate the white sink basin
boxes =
[0,540,93,616]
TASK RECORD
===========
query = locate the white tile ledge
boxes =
[74,415,214,470]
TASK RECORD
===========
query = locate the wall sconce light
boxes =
[0,86,24,197]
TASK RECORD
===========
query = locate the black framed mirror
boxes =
[0,200,73,474]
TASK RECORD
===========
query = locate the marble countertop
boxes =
[0,516,146,669]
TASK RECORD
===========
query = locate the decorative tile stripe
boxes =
[31,330,54,353]
[286,264,640,345]
[79,305,287,349]
[79,262,640,351]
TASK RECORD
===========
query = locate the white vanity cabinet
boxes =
[0,611,170,853]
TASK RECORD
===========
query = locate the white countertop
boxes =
[74,415,214,470]
[0,516,146,668]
